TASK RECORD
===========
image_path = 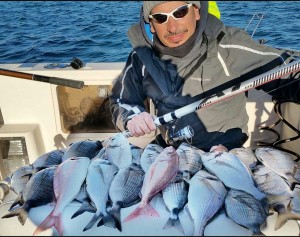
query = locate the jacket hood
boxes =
[128,1,210,50]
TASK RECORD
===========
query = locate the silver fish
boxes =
[201,151,266,200]
[10,165,33,195]
[104,133,132,169]
[255,147,299,187]
[108,163,145,231]
[84,158,118,232]
[140,143,164,173]
[162,172,188,234]
[33,156,91,236]
[32,149,64,173]
[2,166,56,226]
[62,139,103,162]
[252,164,300,231]
[225,189,268,235]
[252,164,292,204]
[186,169,227,236]
[123,146,179,223]
[176,142,203,177]
[229,147,258,170]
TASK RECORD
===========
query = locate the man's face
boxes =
[149,1,200,48]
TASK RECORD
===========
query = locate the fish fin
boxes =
[107,205,122,232]
[71,203,96,219]
[55,214,64,236]
[33,210,58,236]
[123,203,159,223]
[8,194,23,211]
[97,213,121,232]
[274,211,300,231]
[163,217,184,234]
[20,173,33,180]
[290,179,300,191]
[83,213,102,232]
[2,208,23,225]
[163,217,175,229]
[252,230,266,236]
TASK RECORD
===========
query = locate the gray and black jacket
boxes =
[109,1,300,151]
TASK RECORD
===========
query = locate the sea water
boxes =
[0,1,299,64]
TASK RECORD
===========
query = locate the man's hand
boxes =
[127,112,156,137]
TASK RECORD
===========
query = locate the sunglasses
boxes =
[149,3,193,24]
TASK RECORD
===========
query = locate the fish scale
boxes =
[84,158,118,232]
[229,147,257,170]
[10,165,33,195]
[176,142,203,176]
[252,164,292,202]
[225,189,268,235]
[108,163,145,231]
[32,156,91,236]
[105,133,132,169]
[123,146,179,223]
[62,139,103,162]
[162,174,188,233]
[140,143,164,173]
[32,149,64,172]
[201,151,266,201]
[255,147,298,186]
[187,170,227,236]
[2,166,56,226]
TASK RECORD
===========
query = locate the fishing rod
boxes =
[123,59,300,144]
[0,68,84,89]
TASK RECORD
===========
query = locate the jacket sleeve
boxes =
[109,51,147,132]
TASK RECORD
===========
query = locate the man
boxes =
[109,1,300,151]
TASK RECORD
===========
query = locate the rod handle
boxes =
[33,75,84,89]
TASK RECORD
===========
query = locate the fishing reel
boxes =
[165,125,194,145]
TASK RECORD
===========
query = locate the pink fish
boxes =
[33,157,90,236]
[123,146,179,222]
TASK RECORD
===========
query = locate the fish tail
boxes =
[33,210,59,236]
[107,206,122,232]
[97,213,121,232]
[194,224,205,236]
[274,211,300,231]
[8,194,23,211]
[2,207,28,226]
[123,203,159,223]
[71,203,96,219]
[252,230,267,236]
[83,213,102,232]
[163,217,184,234]
[55,214,64,236]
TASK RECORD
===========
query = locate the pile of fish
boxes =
[2,133,300,236]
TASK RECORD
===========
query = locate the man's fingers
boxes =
[127,112,156,137]
[143,113,156,130]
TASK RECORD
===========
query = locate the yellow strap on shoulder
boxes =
[208,1,221,19]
